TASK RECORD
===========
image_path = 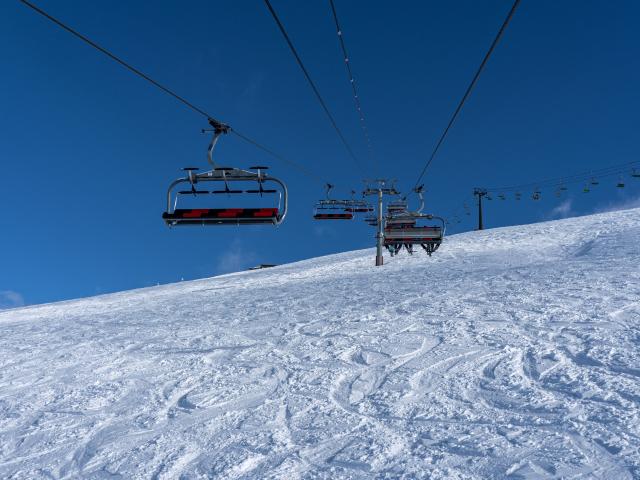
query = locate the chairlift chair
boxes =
[162,121,288,226]
[632,169,640,179]
[384,215,445,257]
[617,176,625,188]
[313,184,353,220]
[344,197,374,213]
[383,186,445,257]
[365,214,378,226]
[532,189,541,200]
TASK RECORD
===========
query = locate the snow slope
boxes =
[1,208,640,479]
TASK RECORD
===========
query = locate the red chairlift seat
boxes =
[313,212,354,220]
[163,207,280,225]
[384,226,443,243]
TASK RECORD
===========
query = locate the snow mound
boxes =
[1,208,640,479]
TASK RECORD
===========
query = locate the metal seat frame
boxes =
[163,123,288,226]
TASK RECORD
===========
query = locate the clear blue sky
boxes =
[2,0,639,307]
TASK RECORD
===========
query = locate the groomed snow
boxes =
[1,208,640,479]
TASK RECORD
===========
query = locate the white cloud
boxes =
[0,290,25,310]
[548,199,574,219]
[214,239,258,275]
[594,195,640,214]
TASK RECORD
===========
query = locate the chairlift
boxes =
[313,184,353,220]
[590,177,599,186]
[583,185,590,193]
[617,176,625,188]
[498,193,506,200]
[532,189,541,200]
[386,198,409,215]
[344,191,374,213]
[162,121,287,226]
[515,192,522,200]
[365,214,378,226]
[383,186,444,257]
[632,169,640,179]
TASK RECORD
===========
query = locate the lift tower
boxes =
[473,188,488,230]
[364,179,399,266]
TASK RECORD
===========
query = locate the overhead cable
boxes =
[264,0,365,175]
[19,0,328,185]
[413,0,521,188]
[328,0,377,174]
[485,160,640,192]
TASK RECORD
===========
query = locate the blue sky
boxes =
[2,0,639,306]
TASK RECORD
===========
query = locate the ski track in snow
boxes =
[1,208,640,479]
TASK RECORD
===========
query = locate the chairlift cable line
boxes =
[413,0,521,188]
[230,129,320,180]
[19,0,332,186]
[263,0,366,176]
[328,0,378,175]
[486,160,640,193]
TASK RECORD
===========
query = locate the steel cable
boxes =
[413,0,521,188]
[328,0,377,175]
[485,160,640,193]
[19,0,330,185]
[264,0,365,176]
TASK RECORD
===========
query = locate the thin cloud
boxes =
[594,195,640,214]
[548,199,574,219]
[0,290,25,310]
[215,239,258,275]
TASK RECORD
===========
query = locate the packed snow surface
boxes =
[1,209,640,479]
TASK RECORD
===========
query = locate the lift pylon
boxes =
[364,179,399,266]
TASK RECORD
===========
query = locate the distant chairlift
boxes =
[383,186,445,257]
[364,214,378,226]
[162,120,288,226]
[617,176,625,188]
[344,190,374,214]
[632,169,640,179]
[313,184,353,220]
